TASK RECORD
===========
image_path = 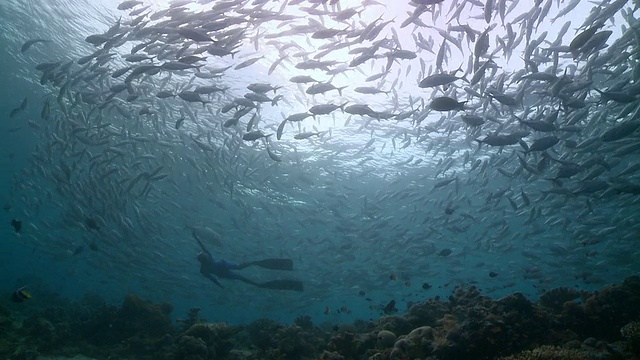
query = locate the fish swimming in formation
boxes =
[117,0,142,10]
[309,103,347,117]
[9,98,27,117]
[460,114,485,127]
[306,82,347,96]
[21,38,52,53]
[242,130,272,141]
[525,136,560,153]
[601,121,640,142]
[429,97,465,111]
[289,75,318,84]
[4,0,640,321]
[419,73,466,88]
[294,132,322,140]
[178,28,214,42]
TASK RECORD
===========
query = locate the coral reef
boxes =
[175,335,208,360]
[538,287,585,312]
[245,318,283,351]
[405,297,448,326]
[179,322,239,358]
[555,276,640,341]
[373,315,414,336]
[327,330,375,359]
[116,294,173,339]
[244,317,327,360]
[3,276,640,360]
[497,345,594,360]
[395,325,436,359]
[621,321,640,357]
[177,307,202,331]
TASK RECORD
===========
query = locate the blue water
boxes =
[1,0,639,326]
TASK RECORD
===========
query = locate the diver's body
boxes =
[197,253,264,287]
[195,236,303,292]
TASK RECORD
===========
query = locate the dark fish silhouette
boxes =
[85,217,100,231]
[10,219,21,233]
[21,38,52,53]
[438,248,453,257]
[430,96,466,111]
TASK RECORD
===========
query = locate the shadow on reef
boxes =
[3,277,640,359]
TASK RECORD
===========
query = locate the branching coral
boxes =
[621,321,640,356]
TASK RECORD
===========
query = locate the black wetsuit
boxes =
[198,253,259,288]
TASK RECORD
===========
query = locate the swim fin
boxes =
[251,258,294,271]
[259,279,304,292]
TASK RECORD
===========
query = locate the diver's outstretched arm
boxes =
[201,271,223,288]
[194,232,211,256]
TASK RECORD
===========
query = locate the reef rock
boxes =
[621,321,640,357]
[539,287,584,312]
[184,322,239,358]
[115,294,173,339]
[175,335,208,360]
[376,330,397,349]
[561,275,640,340]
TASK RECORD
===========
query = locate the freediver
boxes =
[195,233,304,292]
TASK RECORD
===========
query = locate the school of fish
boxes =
[3,0,640,321]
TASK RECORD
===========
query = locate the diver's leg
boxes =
[217,259,248,270]
[223,271,261,286]
[233,259,294,270]
[245,259,294,270]
[234,261,255,270]
[234,259,295,270]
